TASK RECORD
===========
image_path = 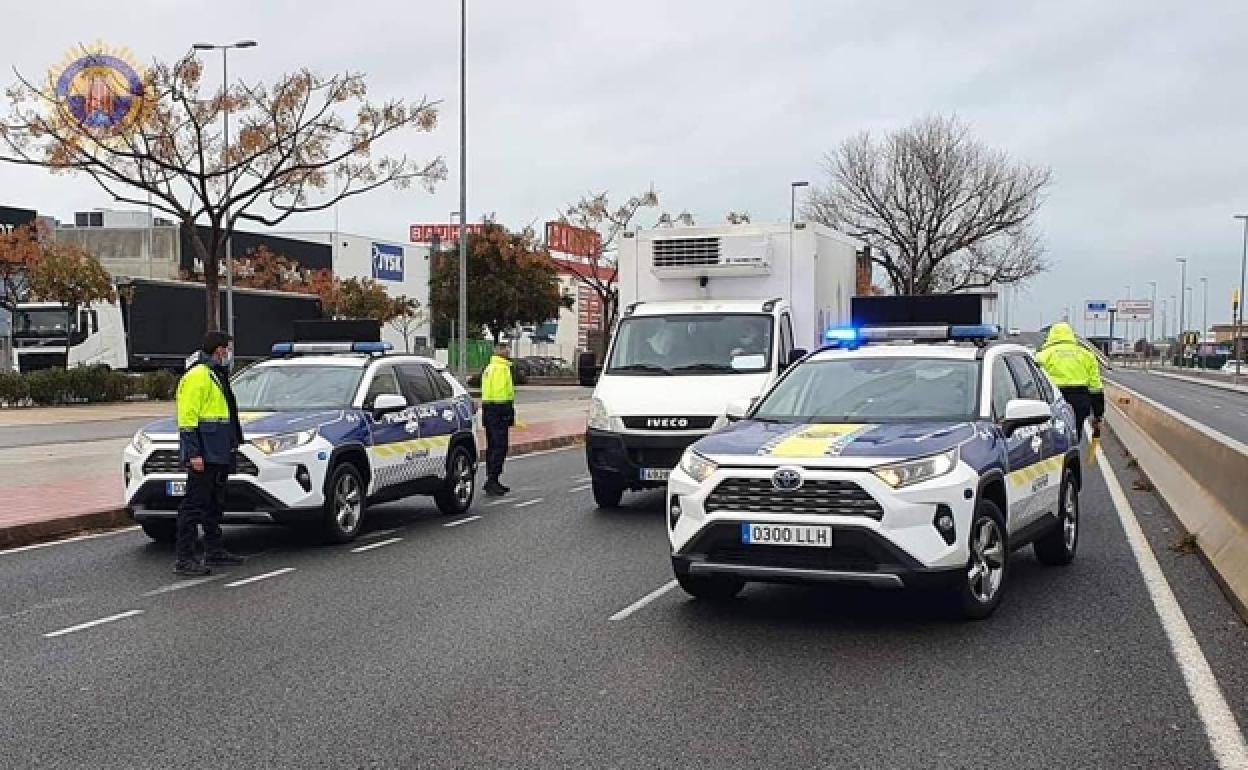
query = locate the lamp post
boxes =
[789,181,809,316]
[1176,257,1188,363]
[1200,277,1208,367]
[456,0,469,381]
[193,40,258,339]
[1234,215,1248,381]
[1148,280,1157,366]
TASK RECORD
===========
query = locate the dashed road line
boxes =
[358,528,402,541]
[514,498,543,508]
[569,483,592,492]
[486,499,512,507]
[609,580,679,621]
[225,567,296,588]
[0,526,140,558]
[43,610,144,639]
[142,575,224,596]
[510,446,579,461]
[1097,447,1248,767]
[351,537,403,553]
[443,515,482,528]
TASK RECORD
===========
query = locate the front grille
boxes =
[626,447,684,469]
[621,415,717,431]
[705,478,883,519]
[706,545,879,573]
[16,352,66,372]
[652,237,720,268]
[143,449,258,476]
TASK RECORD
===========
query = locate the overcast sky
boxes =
[5,0,1248,334]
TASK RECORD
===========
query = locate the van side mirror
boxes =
[1001,399,1052,436]
[725,397,756,422]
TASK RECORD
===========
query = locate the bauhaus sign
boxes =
[409,223,486,243]
[545,221,602,257]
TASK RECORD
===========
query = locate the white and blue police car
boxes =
[667,324,1082,619]
[124,341,479,544]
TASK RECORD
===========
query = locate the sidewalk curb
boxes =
[0,431,586,551]
[1150,369,1248,395]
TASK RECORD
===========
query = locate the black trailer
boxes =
[118,278,323,370]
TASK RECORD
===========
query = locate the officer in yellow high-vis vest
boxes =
[480,343,516,496]
[174,332,245,576]
[1035,322,1104,441]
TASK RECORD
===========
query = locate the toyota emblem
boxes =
[771,467,803,492]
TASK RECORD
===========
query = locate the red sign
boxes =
[545,221,602,258]
[410,223,486,243]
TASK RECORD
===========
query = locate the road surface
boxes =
[1107,369,1248,444]
[1,439,1244,768]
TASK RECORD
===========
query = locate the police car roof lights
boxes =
[822,323,999,348]
[270,341,394,356]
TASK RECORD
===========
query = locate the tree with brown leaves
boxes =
[806,115,1051,295]
[0,48,445,331]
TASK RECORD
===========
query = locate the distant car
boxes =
[667,323,1082,620]
[1221,360,1244,374]
[123,342,479,544]
[1008,328,1022,336]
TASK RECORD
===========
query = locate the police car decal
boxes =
[698,419,979,460]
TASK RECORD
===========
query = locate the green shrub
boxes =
[0,371,30,406]
[24,368,71,406]
[61,366,129,403]
[137,370,179,401]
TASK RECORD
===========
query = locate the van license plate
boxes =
[640,468,670,482]
[741,523,832,548]
[166,481,187,497]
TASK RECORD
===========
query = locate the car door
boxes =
[361,364,415,493]
[397,363,455,481]
[1021,355,1069,519]
[990,355,1037,530]
[1003,354,1058,527]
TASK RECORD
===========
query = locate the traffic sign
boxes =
[1115,299,1153,321]
[1085,300,1110,321]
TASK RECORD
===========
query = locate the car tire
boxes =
[675,571,745,602]
[950,500,1009,620]
[592,480,624,509]
[322,462,367,543]
[435,445,476,516]
[1034,467,1079,566]
[140,520,176,543]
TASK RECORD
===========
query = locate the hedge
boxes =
[0,367,180,408]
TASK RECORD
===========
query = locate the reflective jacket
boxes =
[480,355,515,404]
[1035,323,1103,392]
[177,357,242,467]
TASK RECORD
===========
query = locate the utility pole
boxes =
[1200,276,1208,368]
[1234,215,1248,382]
[1176,257,1188,364]
[1148,280,1157,366]
[457,0,469,380]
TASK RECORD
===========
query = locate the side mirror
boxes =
[782,348,807,370]
[372,393,408,418]
[1001,398,1052,436]
[725,397,756,422]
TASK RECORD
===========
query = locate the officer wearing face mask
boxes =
[173,331,245,576]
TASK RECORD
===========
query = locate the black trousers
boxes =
[175,465,228,562]
[482,403,514,481]
[1058,387,1101,441]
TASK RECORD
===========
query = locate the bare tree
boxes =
[386,297,428,353]
[806,115,1051,295]
[0,48,444,331]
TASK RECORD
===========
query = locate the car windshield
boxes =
[12,309,70,338]
[231,364,363,411]
[606,314,773,375]
[753,357,980,423]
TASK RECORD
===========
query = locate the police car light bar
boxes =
[271,341,393,355]
[822,324,999,347]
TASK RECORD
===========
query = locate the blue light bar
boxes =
[949,324,1000,341]
[271,343,294,354]
[351,341,393,353]
[821,323,1000,348]
[270,341,393,356]
[823,327,860,343]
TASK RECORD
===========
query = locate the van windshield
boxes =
[12,309,71,338]
[606,314,773,375]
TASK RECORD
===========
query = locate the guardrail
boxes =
[1104,381,1248,619]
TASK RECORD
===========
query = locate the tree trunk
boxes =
[186,225,220,332]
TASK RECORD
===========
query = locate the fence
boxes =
[445,340,494,372]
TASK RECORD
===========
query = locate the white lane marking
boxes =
[225,567,296,588]
[358,528,402,541]
[443,515,482,528]
[142,575,223,596]
[1240,412,1248,418]
[514,498,543,508]
[486,499,512,507]
[569,483,592,492]
[0,526,140,557]
[609,580,679,621]
[43,609,144,639]
[351,537,402,553]
[509,446,579,460]
[1097,448,1248,767]
[575,475,592,483]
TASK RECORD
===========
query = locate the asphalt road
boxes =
[1,442,1245,768]
[1107,369,1248,443]
[0,387,591,450]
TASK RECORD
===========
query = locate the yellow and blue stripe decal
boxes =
[238,412,276,424]
[1006,455,1063,486]
[370,435,452,459]
[756,423,876,458]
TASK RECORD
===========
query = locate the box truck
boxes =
[584,221,862,507]
[10,277,323,372]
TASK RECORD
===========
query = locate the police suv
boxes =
[124,342,479,543]
[667,323,1082,619]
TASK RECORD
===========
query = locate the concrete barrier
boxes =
[1105,382,1248,619]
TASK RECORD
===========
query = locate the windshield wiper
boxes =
[670,363,736,372]
[609,364,671,375]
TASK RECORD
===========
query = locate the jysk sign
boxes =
[372,242,404,282]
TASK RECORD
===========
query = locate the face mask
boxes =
[218,349,234,369]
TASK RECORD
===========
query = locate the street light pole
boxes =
[789,181,809,317]
[193,40,257,339]
[457,0,469,380]
[1148,280,1157,366]
[1176,257,1188,364]
[1200,277,1208,367]
[1234,215,1248,381]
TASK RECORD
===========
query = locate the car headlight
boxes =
[873,447,959,489]
[588,398,610,431]
[679,448,718,484]
[250,428,318,456]
[131,431,152,454]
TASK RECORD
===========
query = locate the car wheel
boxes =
[435,445,476,516]
[951,500,1009,620]
[322,462,366,543]
[1035,467,1079,566]
[592,480,624,509]
[140,520,176,543]
[675,571,745,602]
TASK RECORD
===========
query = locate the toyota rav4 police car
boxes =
[124,342,478,544]
[667,324,1082,619]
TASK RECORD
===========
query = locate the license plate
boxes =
[741,523,832,548]
[166,481,187,497]
[640,468,670,482]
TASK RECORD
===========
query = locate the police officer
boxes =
[480,342,516,496]
[174,331,245,576]
[1036,321,1104,440]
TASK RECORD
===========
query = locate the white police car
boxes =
[124,342,479,544]
[667,324,1082,619]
